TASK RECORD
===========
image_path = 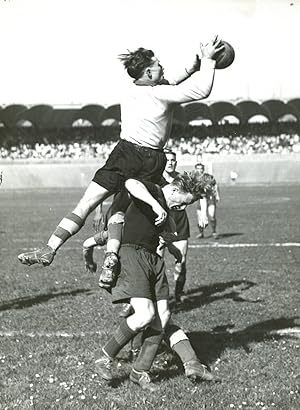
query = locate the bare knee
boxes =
[108,212,125,225]
[74,183,110,217]
[132,306,156,330]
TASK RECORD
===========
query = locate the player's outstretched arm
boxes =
[170,54,200,85]
[125,179,167,226]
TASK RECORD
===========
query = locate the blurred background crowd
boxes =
[1,122,299,161]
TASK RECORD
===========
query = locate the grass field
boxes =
[0,185,299,410]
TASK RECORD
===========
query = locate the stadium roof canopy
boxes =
[101,104,121,125]
[1,99,300,128]
[0,105,27,127]
[209,101,241,124]
[16,105,53,128]
[236,101,271,124]
[72,105,105,127]
[287,98,300,122]
[184,102,213,124]
[261,99,295,122]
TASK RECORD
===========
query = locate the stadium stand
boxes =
[0,100,299,160]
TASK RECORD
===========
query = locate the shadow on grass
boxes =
[155,316,300,382]
[203,232,244,240]
[170,279,259,313]
[189,316,300,368]
[0,288,93,311]
[212,232,244,239]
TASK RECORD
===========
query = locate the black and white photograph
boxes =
[0,0,299,408]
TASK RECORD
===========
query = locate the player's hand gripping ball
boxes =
[215,40,235,69]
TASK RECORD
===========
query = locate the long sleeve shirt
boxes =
[120,58,216,149]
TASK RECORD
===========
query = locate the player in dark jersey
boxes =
[162,150,190,303]
[94,171,219,390]
[195,163,220,239]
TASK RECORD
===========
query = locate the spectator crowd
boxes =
[1,122,300,161]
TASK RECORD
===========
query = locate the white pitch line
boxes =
[188,242,300,248]
[0,328,299,339]
[0,330,104,338]
[13,242,300,252]
[270,328,300,339]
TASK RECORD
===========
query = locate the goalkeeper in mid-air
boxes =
[18,37,223,273]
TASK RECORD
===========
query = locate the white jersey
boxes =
[120,58,216,150]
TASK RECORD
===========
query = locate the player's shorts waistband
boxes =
[120,139,164,153]
[121,243,159,256]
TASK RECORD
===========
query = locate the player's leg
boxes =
[129,299,170,363]
[196,209,205,239]
[172,239,188,302]
[95,297,155,383]
[208,202,217,237]
[164,319,220,382]
[17,140,143,268]
[18,181,111,267]
[130,299,169,391]
[82,190,129,274]
[129,253,169,390]
[100,191,131,283]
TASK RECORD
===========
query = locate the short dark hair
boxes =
[195,162,205,170]
[172,171,216,201]
[164,149,176,157]
[119,48,155,79]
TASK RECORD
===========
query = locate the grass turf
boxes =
[0,185,299,409]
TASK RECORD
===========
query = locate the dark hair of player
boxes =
[164,149,176,157]
[195,162,205,170]
[172,171,216,201]
[119,48,155,79]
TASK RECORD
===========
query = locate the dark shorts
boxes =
[197,196,217,209]
[171,210,190,240]
[92,139,167,193]
[111,244,169,304]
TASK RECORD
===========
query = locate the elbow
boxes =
[202,84,213,99]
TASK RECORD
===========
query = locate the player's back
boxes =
[122,182,168,254]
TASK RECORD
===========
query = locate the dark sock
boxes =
[108,222,123,243]
[133,327,163,372]
[172,339,197,364]
[131,331,144,352]
[165,324,197,364]
[211,219,217,234]
[175,264,186,296]
[103,319,137,358]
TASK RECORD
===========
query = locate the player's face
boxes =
[165,153,177,173]
[195,165,204,177]
[168,188,194,211]
[149,57,164,83]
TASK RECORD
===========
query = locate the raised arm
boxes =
[124,179,167,225]
[155,36,223,103]
[169,54,200,85]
